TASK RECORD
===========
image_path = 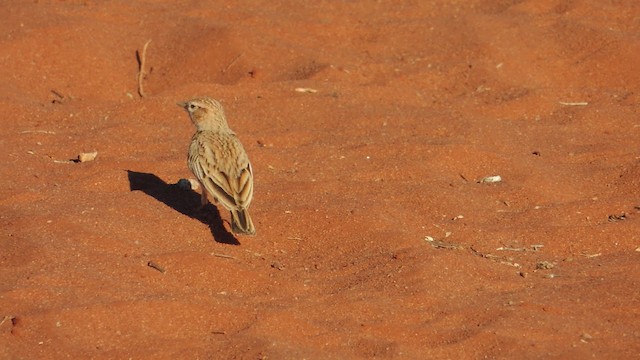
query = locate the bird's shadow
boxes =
[126,170,240,245]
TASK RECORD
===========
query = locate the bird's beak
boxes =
[177,101,188,108]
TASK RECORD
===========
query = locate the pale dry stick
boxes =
[424,235,462,250]
[212,253,235,259]
[20,130,56,135]
[294,87,318,93]
[0,315,11,327]
[470,246,521,268]
[559,101,588,106]
[428,239,464,250]
[222,52,244,73]
[136,39,152,98]
[583,253,602,258]
[496,246,529,252]
[497,244,543,251]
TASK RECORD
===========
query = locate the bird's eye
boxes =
[189,104,197,110]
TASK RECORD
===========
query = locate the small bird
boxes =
[178,97,256,235]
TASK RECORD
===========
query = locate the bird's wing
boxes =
[189,133,253,211]
[235,161,253,208]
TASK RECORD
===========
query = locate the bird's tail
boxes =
[231,208,256,235]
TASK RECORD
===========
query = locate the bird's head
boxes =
[178,97,229,131]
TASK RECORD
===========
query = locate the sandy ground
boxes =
[1,0,640,358]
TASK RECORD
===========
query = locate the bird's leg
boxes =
[198,183,209,210]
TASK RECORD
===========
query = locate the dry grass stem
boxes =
[137,39,152,98]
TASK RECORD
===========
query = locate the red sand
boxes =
[1,1,639,358]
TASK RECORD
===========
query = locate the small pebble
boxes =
[177,178,199,191]
[78,151,98,162]
[479,175,502,183]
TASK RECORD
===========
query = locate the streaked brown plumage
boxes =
[178,97,255,235]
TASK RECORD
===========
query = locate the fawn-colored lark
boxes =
[178,97,256,235]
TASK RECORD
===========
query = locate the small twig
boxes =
[20,130,56,135]
[496,244,543,252]
[147,260,165,273]
[430,240,463,250]
[222,52,244,73]
[559,101,588,106]
[294,87,318,93]
[470,246,521,268]
[583,253,602,258]
[212,253,235,259]
[212,330,227,335]
[0,315,11,327]
[136,39,152,98]
[50,89,65,104]
[424,236,463,250]
[496,246,528,252]
[51,89,64,99]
